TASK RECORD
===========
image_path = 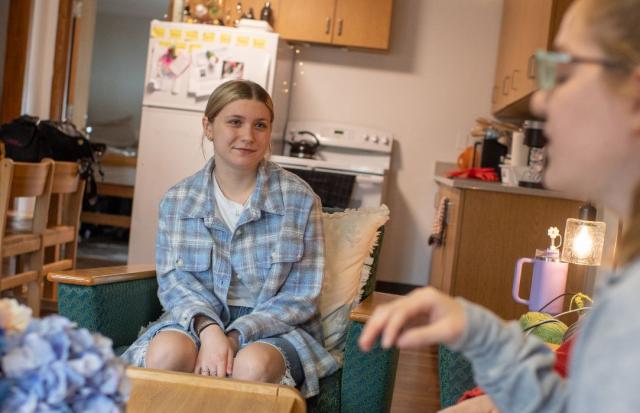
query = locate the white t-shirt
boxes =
[213,174,256,307]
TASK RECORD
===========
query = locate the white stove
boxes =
[272,120,394,208]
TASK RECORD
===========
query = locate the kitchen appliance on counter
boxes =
[272,120,394,209]
[285,130,320,159]
[519,120,548,188]
[479,127,508,175]
[128,20,293,265]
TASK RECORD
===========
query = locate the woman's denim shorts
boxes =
[158,305,304,387]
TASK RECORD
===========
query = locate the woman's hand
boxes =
[438,395,500,413]
[359,287,466,351]
[194,325,239,377]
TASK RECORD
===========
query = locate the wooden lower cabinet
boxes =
[429,184,587,321]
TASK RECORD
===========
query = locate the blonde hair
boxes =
[582,0,640,82]
[581,0,640,265]
[204,80,274,122]
[617,184,640,266]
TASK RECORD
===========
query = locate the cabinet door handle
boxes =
[443,200,452,226]
[325,17,331,34]
[337,18,344,36]
[527,54,536,79]
[511,69,520,90]
[502,76,511,96]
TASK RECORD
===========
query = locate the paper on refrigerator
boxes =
[147,43,192,94]
[147,23,274,101]
[188,46,271,97]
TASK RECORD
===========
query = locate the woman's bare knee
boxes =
[146,331,197,372]
[232,343,286,383]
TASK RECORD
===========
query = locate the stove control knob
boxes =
[383,137,390,145]
[372,136,380,143]
[364,135,370,142]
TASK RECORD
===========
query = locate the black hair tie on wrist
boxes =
[197,321,217,338]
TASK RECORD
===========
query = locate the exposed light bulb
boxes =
[572,226,593,259]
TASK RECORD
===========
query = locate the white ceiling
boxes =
[97,0,168,19]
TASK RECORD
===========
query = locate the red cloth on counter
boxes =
[446,167,499,182]
[457,336,576,404]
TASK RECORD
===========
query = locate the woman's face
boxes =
[531,3,638,202]
[203,99,272,173]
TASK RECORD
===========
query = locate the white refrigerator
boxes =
[128,20,293,264]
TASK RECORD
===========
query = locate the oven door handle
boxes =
[355,174,384,184]
[312,167,384,182]
[279,163,313,171]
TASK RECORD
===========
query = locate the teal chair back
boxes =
[438,345,476,408]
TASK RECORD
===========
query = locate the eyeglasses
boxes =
[535,49,622,90]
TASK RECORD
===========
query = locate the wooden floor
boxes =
[390,346,441,413]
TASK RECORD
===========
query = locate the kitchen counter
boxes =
[434,161,583,201]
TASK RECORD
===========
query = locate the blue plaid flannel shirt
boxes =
[121,158,339,397]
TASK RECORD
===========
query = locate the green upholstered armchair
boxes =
[438,346,476,409]
[50,267,400,413]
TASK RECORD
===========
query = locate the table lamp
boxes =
[513,203,606,314]
[561,203,606,266]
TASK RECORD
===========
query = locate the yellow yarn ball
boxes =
[519,312,568,345]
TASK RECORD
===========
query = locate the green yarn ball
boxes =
[519,312,568,345]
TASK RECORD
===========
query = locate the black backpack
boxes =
[0,115,52,162]
[0,115,105,204]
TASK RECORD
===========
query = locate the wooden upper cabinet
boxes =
[492,0,520,111]
[510,0,554,102]
[332,0,393,49]
[275,0,393,50]
[276,0,336,44]
[189,0,393,49]
[492,0,574,117]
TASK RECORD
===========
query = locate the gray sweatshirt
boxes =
[449,258,640,412]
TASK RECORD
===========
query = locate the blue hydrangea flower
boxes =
[0,313,129,412]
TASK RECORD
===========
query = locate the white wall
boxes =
[0,0,10,101]
[87,12,151,142]
[288,0,504,285]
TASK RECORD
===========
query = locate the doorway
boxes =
[74,0,167,268]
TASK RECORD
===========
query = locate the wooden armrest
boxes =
[47,264,156,286]
[126,367,306,413]
[350,292,401,323]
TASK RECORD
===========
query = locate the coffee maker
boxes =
[479,127,508,175]
[519,120,548,188]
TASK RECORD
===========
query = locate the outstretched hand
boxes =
[358,287,467,352]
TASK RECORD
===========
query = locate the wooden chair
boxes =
[0,142,5,160]
[0,158,54,315]
[40,161,86,310]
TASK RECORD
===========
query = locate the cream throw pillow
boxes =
[320,205,390,361]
